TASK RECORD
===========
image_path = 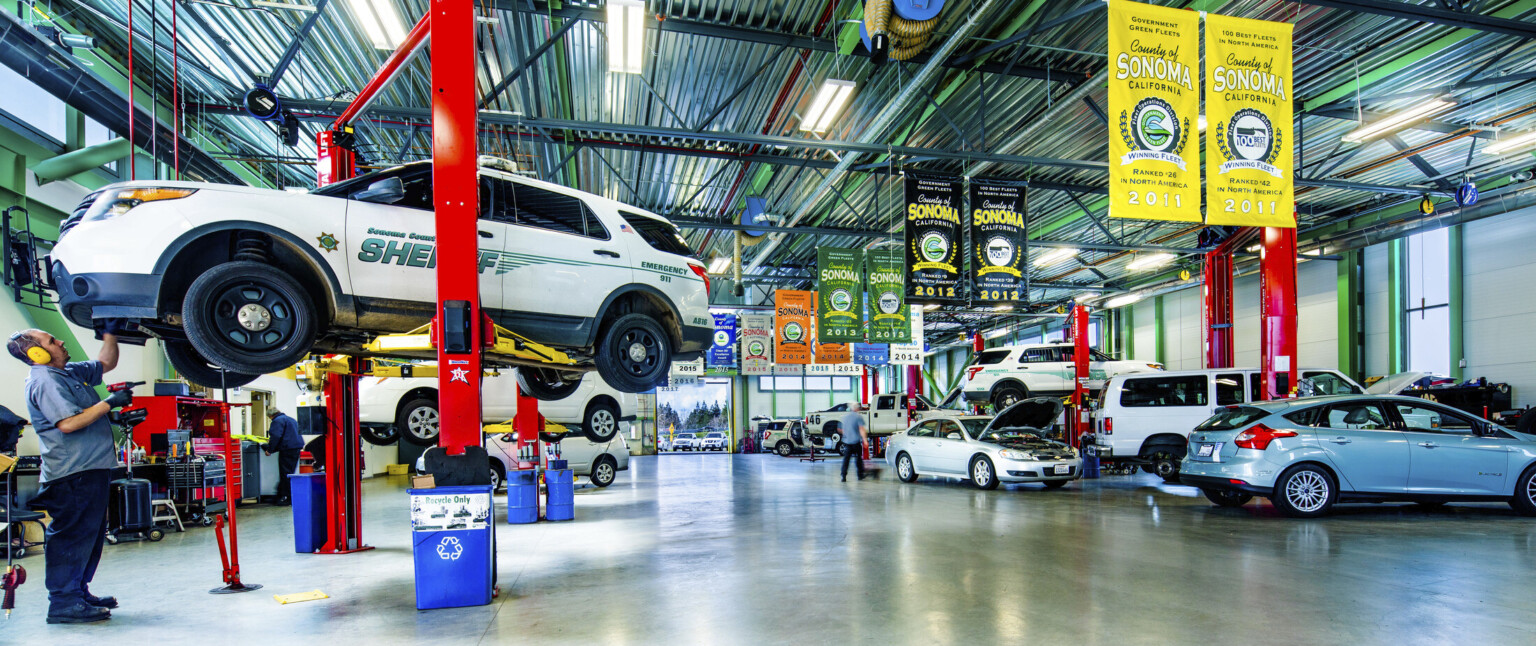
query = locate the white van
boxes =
[1092,368,1364,481]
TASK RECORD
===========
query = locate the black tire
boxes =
[582,400,621,443]
[894,452,918,482]
[515,368,582,402]
[594,313,671,393]
[147,528,165,542]
[970,455,999,490]
[776,441,794,457]
[182,261,317,375]
[1202,488,1253,507]
[396,396,440,446]
[488,461,505,491]
[1509,464,1536,517]
[1272,464,1338,518]
[539,431,568,444]
[360,425,399,446]
[1043,479,1069,489]
[591,456,618,487]
[992,384,1027,410]
[163,341,260,389]
[1148,450,1182,483]
[200,517,214,527]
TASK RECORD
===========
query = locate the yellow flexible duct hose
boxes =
[888,13,938,41]
[891,33,932,61]
[864,0,892,42]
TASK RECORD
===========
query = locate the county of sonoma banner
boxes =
[774,290,814,364]
[1205,12,1294,227]
[866,248,910,343]
[903,174,964,302]
[816,248,865,343]
[740,314,773,375]
[969,182,1027,303]
[1107,0,1200,223]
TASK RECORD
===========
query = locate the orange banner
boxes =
[774,290,814,364]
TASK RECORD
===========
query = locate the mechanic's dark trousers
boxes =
[28,469,110,613]
[276,448,301,499]
[841,442,866,479]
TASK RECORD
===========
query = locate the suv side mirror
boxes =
[350,177,405,204]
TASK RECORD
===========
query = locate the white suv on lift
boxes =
[360,368,637,446]
[46,157,711,395]
[962,343,1163,409]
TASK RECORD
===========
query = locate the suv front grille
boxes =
[58,191,101,239]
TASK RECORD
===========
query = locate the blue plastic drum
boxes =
[545,469,574,522]
[506,470,538,524]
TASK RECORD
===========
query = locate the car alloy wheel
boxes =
[592,458,616,487]
[488,465,503,491]
[993,386,1025,410]
[583,402,620,443]
[183,261,316,375]
[1285,471,1329,512]
[360,425,400,446]
[1511,465,1536,517]
[896,453,917,482]
[971,456,998,490]
[397,398,440,446]
[777,441,793,457]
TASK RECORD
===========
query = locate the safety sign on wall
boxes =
[903,174,965,302]
[709,313,736,367]
[866,248,910,343]
[1205,12,1294,227]
[740,314,773,375]
[1107,0,1201,223]
[774,290,814,364]
[816,247,865,343]
[969,181,1027,303]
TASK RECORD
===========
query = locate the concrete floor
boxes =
[7,454,1536,645]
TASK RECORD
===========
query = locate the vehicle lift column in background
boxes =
[318,357,372,553]
[973,333,984,414]
[1066,305,1090,448]
[1259,224,1299,401]
[316,13,431,187]
[1202,234,1242,370]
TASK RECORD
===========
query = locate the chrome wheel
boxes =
[590,409,616,439]
[593,461,616,487]
[971,457,997,489]
[1285,470,1330,513]
[406,406,439,442]
[1526,471,1536,506]
[897,454,913,481]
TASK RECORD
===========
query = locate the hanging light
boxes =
[1484,130,1536,155]
[607,0,646,74]
[1033,247,1079,266]
[1104,293,1145,308]
[1126,253,1175,271]
[1341,98,1456,143]
[800,79,857,133]
[923,303,940,311]
[347,0,407,50]
[707,256,732,274]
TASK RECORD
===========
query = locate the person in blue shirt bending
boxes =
[263,408,305,506]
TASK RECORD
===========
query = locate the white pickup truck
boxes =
[804,393,965,443]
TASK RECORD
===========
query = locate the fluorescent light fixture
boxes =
[800,79,857,133]
[985,328,1011,339]
[1033,247,1079,266]
[992,304,1014,312]
[1484,130,1536,155]
[607,0,646,74]
[1072,291,1097,303]
[1126,253,1175,271]
[1104,293,1145,308]
[1198,114,1206,132]
[923,303,940,311]
[707,256,731,274]
[347,0,407,50]
[1341,98,1456,143]
[253,1,318,11]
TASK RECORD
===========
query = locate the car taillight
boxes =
[1233,424,1297,450]
[688,262,710,292]
[966,366,985,380]
[1104,417,1112,435]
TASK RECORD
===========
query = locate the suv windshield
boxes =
[1196,406,1270,431]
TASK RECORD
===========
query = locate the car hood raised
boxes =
[985,397,1065,432]
[1365,371,1431,395]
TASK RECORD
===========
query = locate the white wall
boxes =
[1462,210,1536,406]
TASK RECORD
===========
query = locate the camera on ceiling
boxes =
[33,25,96,53]
[1511,169,1535,184]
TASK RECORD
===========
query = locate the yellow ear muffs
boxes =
[27,346,50,364]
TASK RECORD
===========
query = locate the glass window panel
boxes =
[1408,306,1451,376]
[0,64,67,142]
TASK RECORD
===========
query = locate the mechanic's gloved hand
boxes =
[103,389,133,409]
[93,318,133,340]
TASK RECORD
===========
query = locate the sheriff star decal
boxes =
[450,367,470,383]
[316,232,340,252]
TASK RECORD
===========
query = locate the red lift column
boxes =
[1068,305,1090,447]
[1259,224,1299,400]
[431,0,486,456]
[1202,251,1235,369]
[318,360,371,554]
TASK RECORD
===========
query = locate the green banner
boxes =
[866,248,910,343]
[817,248,865,343]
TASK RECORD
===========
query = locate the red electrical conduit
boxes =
[127,0,134,180]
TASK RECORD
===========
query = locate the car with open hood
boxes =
[885,398,1081,490]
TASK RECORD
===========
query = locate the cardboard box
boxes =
[0,452,15,474]
[410,474,436,489]
[386,464,409,476]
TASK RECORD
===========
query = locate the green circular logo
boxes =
[783,322,804,342]
[713,331,730,347]
[747,340,766,356]
[829,289,853,312]
[920,232,949,262]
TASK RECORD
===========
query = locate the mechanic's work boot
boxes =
[46,602,111,624]
[83,593,119,609]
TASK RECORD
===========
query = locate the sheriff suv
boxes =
[47,157,711,394]
[962,343,1163,409]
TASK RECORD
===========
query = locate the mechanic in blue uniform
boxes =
[263,407,305,506]
[8,324,129,624]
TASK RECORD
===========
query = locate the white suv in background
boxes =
[361,368,636,445]
[47,156,710,393]
[962,343,1163,409]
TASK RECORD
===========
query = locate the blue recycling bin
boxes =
[506,470,538,524]
[410,486,495,610]
[545,469,574,522]
[290,473,327,553]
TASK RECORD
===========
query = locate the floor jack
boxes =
[210,372,261,594]
[3,457,24,618]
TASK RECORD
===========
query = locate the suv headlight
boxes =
[84,187,197,222]
[999,449,1033,461]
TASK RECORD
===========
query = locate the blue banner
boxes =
[709,313,736,367]
[853,343,889,366]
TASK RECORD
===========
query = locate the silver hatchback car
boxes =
[1180,395,1536,518]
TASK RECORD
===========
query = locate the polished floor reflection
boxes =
[8,454,1536,644]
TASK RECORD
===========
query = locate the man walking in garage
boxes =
[263,408,304,506]
[8,324,130,624]
[840,402,869,481]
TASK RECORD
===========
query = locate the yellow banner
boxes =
[1204,13,1295,227]
[1107,0,1201,223]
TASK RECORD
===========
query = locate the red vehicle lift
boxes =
[1201,225,1299,400]
[1066,305,1090,448]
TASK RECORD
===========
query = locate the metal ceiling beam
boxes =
[1384,134,1456,190]
[1296,0,1536,40]
[1309,107,1497,139]
[267,0,330,88]
[499,2,1085,83]
[479,18,578,109]
[669,218,1216,254]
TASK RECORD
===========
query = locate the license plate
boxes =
[1197,443,1219,457]
[1052,464,1070,475]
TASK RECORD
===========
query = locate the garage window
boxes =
[1119,376,1208,407]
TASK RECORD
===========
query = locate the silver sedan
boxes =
[885,398,1081,490]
